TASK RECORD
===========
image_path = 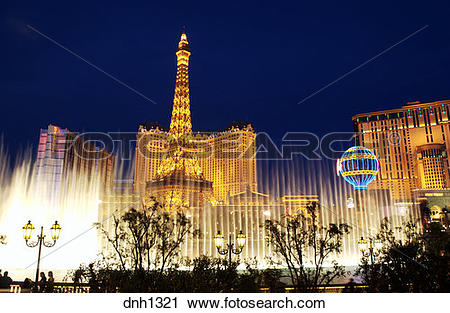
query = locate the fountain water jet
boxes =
[0,146,102,280]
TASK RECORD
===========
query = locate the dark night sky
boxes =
[2,0,450,157]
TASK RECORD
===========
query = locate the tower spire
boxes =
[155,31,205,181]
[169,31,192,138]
[145,31,215,211]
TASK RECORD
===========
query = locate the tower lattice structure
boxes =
[169,32,192,138]
[147,32,213,210]
[135,32,257,203]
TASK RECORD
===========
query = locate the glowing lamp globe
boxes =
[337,146,379,190]
[236,230,246,248]
[23,220,35,240]
[214,231,224,248]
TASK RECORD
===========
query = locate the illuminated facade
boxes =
[416,144,448,189]
[134,32,257,202]
[195,123,257,201]
[35,124,115,203]
[134,123,169,192]
[353,100,450,202]
[413,190,450,229]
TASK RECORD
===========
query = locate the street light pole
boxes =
[23,221,61,292]
[227,234,232,265]
[358,236,382,264]
[34,226,44,287]
[214,230,246,267]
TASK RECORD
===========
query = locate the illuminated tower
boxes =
[146,32,213,211]
[169,32,192,138]
[134,32,258,201]
[416,143,448,189]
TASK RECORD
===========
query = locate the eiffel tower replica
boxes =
[145,31,214,213]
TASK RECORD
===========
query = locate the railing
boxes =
[5,282,368,293]
[54,284,90,293]
[261,284,368,293]
[5,282,91,293]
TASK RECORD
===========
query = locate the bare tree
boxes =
[265,202,350,292]
[96,197,194,272]
[153,211,193,273]
[96,214,129,271]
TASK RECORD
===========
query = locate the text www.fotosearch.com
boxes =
[123,296,326,310]
[187,297,325,309]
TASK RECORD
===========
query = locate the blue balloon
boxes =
[338,146,379,189]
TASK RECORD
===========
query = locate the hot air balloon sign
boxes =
[337,146,379,190]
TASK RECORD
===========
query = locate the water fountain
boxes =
[0,139,415,281]
[0,148,101,281]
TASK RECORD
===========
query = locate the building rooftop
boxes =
[352,99,450,121]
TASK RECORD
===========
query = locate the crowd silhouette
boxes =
[0,269,55,292]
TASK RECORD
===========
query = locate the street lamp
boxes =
[214,230,246,266]
[358,236,382,264]
[23,220,61,291]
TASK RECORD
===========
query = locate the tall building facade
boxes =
[353,99,450,202]
[134,33,257,202]
[195,124,257,201]
[36,124,115,202]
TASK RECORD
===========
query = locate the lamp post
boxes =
[23,220,61,291]
[358,236,382,264]
[214,230,246,266]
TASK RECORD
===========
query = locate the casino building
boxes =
[353,100,450,220]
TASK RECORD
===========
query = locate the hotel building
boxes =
[353,99,450,206]
[36,124,115,204]
[134,124,257,203]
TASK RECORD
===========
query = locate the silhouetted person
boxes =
[0,271,13,289]
[22,278,33,291]
[343,278,356,293]
[46,271,55,293]
[38,272,47,293]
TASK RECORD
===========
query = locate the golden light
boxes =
[23,220,35,240]
[358,237,367,252]
[50,221,61,240]
[236,230,246,248]
[214,231,224,248]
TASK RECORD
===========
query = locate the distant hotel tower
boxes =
[36,124,115,204]
[134,32,257,203]
[353,99,450,202]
